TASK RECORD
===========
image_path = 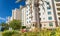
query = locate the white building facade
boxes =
[12,8,21,20]
[20,6,27,26]
[6,8,21,24]
[39,0,56,29]
[53,0,60,26]
[21,0,60,29]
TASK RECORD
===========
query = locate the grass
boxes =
[0,32,2,36]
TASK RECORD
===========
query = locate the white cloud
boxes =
[15,0,21,3]
[0,17,6,21]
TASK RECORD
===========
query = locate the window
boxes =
[56,3,60,6]
[27,11,28,13]
[39,18,41,21]
[49,22,53,26]
[44,24,46,26]
[47,7,51,9]
[27,14,28,16]
[39,13,41,15]
[33,24,34,26]
[47,2,49,5]
[38,8,40,11]
[27,18,28,19]
[47,5,51,9]
[40,24,42,27]
[48,11,51,15]
[29,9,30,11]
[58,13,60,16]
[43,18,45,20]
[27,21,28,23]
[59,18,60,20]
[29,21,31,23]
[48,16,52,20]
[57,8,60,11]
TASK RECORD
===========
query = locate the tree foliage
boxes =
[0,22,9,30]
[9,20,22,30]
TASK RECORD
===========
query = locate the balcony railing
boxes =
[34,3,39,7]
[56,3,60,6]
[58,13,60,16]
[57,8,60,11]
[55,0,60,2]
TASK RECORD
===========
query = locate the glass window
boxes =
[47,7,51,9]
[29,21,31,23]
[47,2,49,5]
[49,22,53,26]
[48,11,51,15]
[58,13,60,16]
[39,18,41,21]
[27,14,28,16]
[59,18,60,20]
[48,16,52,20]
[39,13,41,15]
[57,8,60,11]
[56,3,60,6]
[27,21,28,23]
[43,18,45,20]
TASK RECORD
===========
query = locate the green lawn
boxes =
[0,32,2,36]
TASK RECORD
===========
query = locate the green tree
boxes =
[9,20,22,30]
[1,22,9,30]
[21,26,26,29]
[1,22,6,26]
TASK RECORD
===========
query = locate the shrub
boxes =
[2,30,19,36]
[12,34,21,36]
[22,26,26,29]
[50,30,56,36]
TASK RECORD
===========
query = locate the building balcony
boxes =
[56,2,60,3]
[39,1,43,4]
[57,8,60,11]
[58,17,60,21]
[56,3,60,6]
[26,1,31,5]
[34,3,39,7]
[58,13,60,16]
[55,0,60,2]
[57,11,60,12]
[29,16,33,18]
[57,6,60,8]
[57,11,60,13]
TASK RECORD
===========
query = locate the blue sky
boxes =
[0,0,26,23]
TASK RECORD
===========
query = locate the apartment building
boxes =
[6,8,21,24]
[20,6,27,26]
[12,8,21,20]
[21,0,60,29]
[53,0,60,26]
[6,16,11,24]
[39,0,56,29]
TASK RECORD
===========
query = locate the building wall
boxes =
[22,0,60,29]
[39,0,56,29]
[20,6,27,26]
[54,0,60,26]
[12,8,21,20]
